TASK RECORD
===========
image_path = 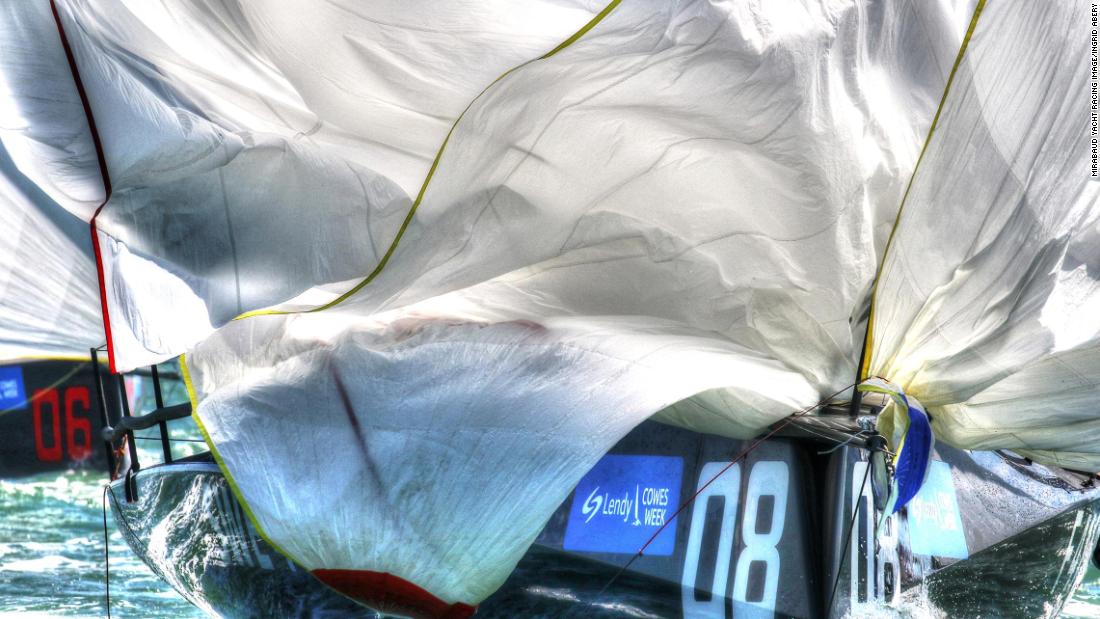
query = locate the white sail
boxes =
[0,0,616,369]
[865,0,1100,469]
[2,0,1096,613]
[0,146,100,362]
[178,0,977,610]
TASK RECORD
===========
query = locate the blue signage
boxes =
[564,455,683,556]
[905,460,968,559]
[0,366,27,410]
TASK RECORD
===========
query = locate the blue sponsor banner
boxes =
[0,366,27,410]
[905,460,968,559]
[564,455,683,555]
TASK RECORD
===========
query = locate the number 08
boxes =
[682,461,789,618]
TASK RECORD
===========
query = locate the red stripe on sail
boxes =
[48,0,117,372]
[312,569,477,619]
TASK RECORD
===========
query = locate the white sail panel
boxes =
[0,1,104,219]
[0,0,609,370]
[12,0,1096,614]
[177,0,976,611]
[866,0,1100,468]
[184,312,816,609]
[0,150,100,362]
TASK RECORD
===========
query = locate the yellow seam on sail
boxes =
[182,2,624,563]
[233,0,622,321]
[892,433,908,466]
[891,412,911,466]
[179,354,302,569]
[859,0,986,380]
[539,0,622,59]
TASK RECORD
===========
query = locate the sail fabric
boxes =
[6,0,1100,612]
[858,378,934,521]
[0,146,100,362]
[183,313,817,608]
[0,0,970,373]
[864,0,1100,469]
[174,0,976,610]
[0,0,614,370]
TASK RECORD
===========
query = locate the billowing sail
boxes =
[0,0,628,369]
[0,145,100,362]
[2,0,1097,614]
[863,1,1100,469]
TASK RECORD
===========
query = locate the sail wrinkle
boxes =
[4,0,1099,610]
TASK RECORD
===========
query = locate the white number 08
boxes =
[681,461,789,618]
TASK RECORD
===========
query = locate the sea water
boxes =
[0,469,202,617]
[0,383,207,618]
[1065,564,1100,619]
[0,470,1098,617]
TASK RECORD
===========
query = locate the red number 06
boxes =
[32,386,93,463]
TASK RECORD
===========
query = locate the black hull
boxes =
[109,421,1100,618]
[0,361,118,478]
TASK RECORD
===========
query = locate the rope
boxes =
[111,442,129,481]
[0,362,89,417]
[595,382,860,597]
[132,436,207,444]
[824,460,872,617]
[817,430,871,455]
[101,485,112,619]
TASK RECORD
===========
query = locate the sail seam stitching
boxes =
[178,355,304,569]
[233,0,623,320]
[858,0,987,380]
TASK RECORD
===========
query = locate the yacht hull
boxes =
[109,421,1100,618]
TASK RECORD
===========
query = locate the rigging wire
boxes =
[825,460,873,617]
[101,485,112,619]
[132,435,206,444]
[594,381,863,598]
[0,362,88,417]
[817,430,871,455]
